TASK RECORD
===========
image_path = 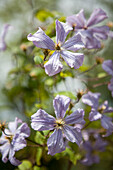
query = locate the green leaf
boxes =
[45,78,54,86]
[97,72,107,78]
[34,56,43,64]
[35,9,54,22]
[18,160,32,170]
[35,131,45,145]
[54,91,76,100]
[36,148,43,166]
[78,64,90,72]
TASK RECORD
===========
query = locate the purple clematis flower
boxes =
[31,95,85,155]
[27,20,84,76]
[81,130,107,166]
[0,24,11,51]
[102,60,113,97]
[0,117,30,166]
[82,91,113,136]
[66,8,109,49]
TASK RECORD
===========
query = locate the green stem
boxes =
[27,138,44,147]
[78,63,97,76]
[82,121,92,130]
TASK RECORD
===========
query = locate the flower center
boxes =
[55,42,61,51]
[5,135,13,143]
[83,26,88,30]
[55,119,65,128]
[98,105,106,113]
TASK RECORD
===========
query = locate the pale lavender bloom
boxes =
[0,117,30,166]
[31,95,85,155]
[81,131,107,166]
[82,91,113,136]
[102,60,113,97]
[0,24,11,51]
[67,8,109,49]
[27,20,84,76]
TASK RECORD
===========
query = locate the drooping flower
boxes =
[82,91,113,136]
[27,20,84,76]
[66,8,109,49]
[81,130,107,166]
[102,60,113,97]
[31,95,85,155]
[0,117,30,166]
[0,24,11,51]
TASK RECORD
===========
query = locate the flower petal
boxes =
[99,100,113,114]
[66,9,86,29]
[90,26,109,40]
[31,109,55,131]
[0,24,11,51]
[8,117,22,134]
[108,78,113,97]
[61,50,84,69]
[63,125,82,146]
[56,20,67,44]
[16,123,30,138]
[64,108,85,124]
[44,51,63,76]
[9,147,21,166]
[87,8,108,27]
[62,33,85,51]
[47,129,65,155]
[53,95,71,119]
[102,60,113,76]
[27,27,55,50]
[89,109,102,121]
[101,115,113,132]
[0,142,10,163]
[82,91,100,109]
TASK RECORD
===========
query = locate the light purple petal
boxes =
[0,142,10,163]
[44,51,63,76]
[108,31,113,38]
[66,9,86,29]
[87,8,108,27]
[60,22,73,37]
[94,137,107,151]
[61,50,84,69]
[31,109,55,131]
[101,115,113,132]
[62,33,85,51]
[8,117,22,134]
[102,60,113,76]
[16,123,30,138]
[9,147,21,166]
[0,24,11,51]
[82,91,100,109]
[89,109,102,121]
[81,153,99,166]
[63,125,82,146]
[64,108,85,125]
[12,136,27,152]
[108,77,113,92]
[56,20,67,44]
[27,27,55,50]
[47,129,65,155]
[83,30,101,49]
[90,26,109,40]
[53,95,71,119]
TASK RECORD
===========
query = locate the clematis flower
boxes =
[0,117,30,166]
[82,91,113,136]
[31,95,85,155]
[81,130,107,166]
[102,60,113,97]
[27,20,84,76]
[66,8,109,49]
[0,24,11,51]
